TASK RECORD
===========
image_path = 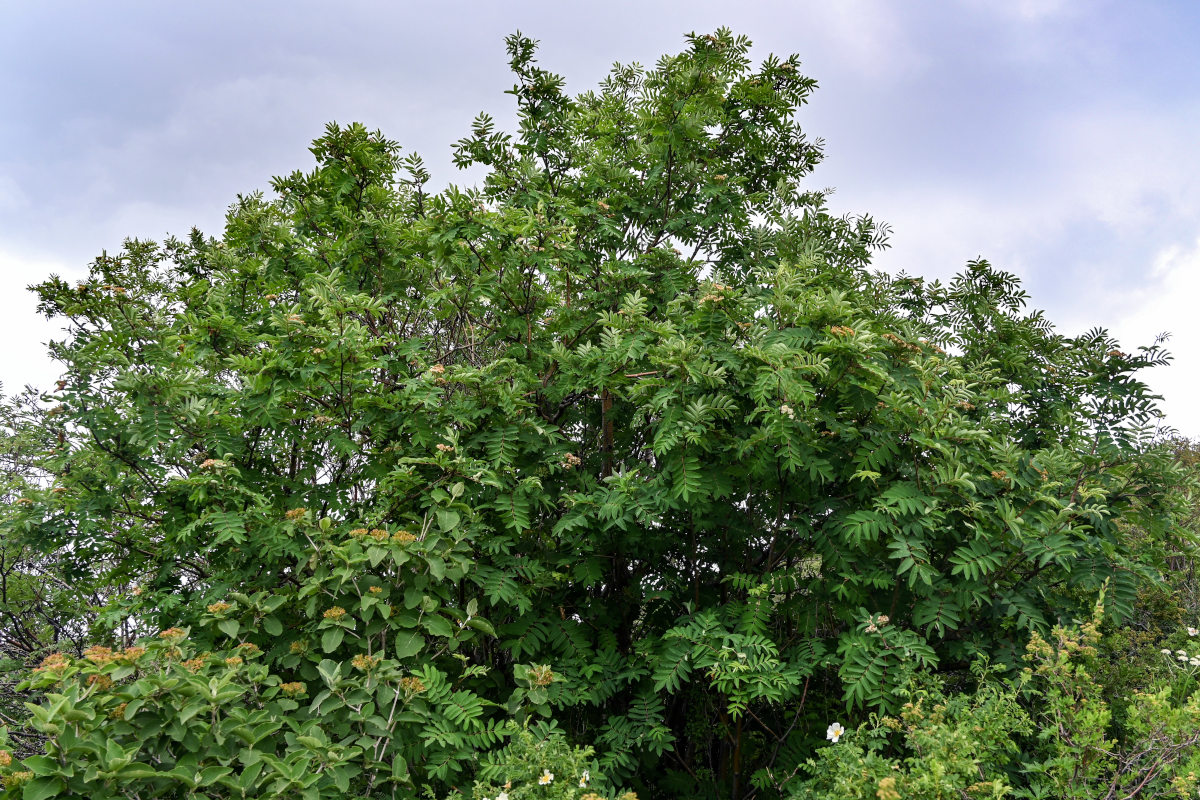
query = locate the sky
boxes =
[2,0,1199,436]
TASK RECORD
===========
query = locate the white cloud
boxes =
[0,248,79,396]
[1105,238,1200,439]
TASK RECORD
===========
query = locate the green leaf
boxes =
[218,618,241,639]
[422,614,453,638]
[394,631,425,659]
[23,777,65,800]
[321,628,345,653]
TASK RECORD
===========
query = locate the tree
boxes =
[1,29,1190,799]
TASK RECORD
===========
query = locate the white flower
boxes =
[497,794,509,800]
[538,770,554,785]
[826,722,845,743]
[1178,650,1188,657]
[1189,627,1198,637]
[1190,658,1200,667]
[1163,648,1174,655]
[780,403,796,419]
[579,770,590,788]
[1180,654,1190,662]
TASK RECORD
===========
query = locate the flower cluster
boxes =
[1161,647,1200,667]
[436,443,455,453]
[780,403,796,420]
[207,601,232,615]
[392,531,418,545]
[159,627,187,641]
[279,682,307,697]
[561,452,582,469]
[1,771,32,790]
[86,673,114,690]
[528,664,555,686]
[351,654,381,672]
[83,645,118,665]
[322,606,347,621]
[829,325,855,337]
[399,676,427,695]
[34,653,70,673]
[182,654,210,673]
[285,507,307,521]
[698,283,732,304]
[881,332,922,354]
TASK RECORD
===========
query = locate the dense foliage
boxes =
[1,29,1196,799]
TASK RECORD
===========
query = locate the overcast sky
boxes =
[3,0,1199,436]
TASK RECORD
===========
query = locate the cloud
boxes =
[1105,237,1200,438]
[0,248,79,395]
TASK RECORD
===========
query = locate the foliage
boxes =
[789,595,1200,800]
[1,28,1194,799]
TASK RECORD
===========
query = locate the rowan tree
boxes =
[0,29,1190,800]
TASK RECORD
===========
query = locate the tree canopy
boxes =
[0,29,1192,800]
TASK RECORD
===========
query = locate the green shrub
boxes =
[2,28,1192,799]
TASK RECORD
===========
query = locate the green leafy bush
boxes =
[1,28,1193,799]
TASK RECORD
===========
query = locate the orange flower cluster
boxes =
[182,654,210,673]
[86,674,114,690]
[399,676,427,694]
[323,606,347,621]
[369,529,390,542]
[698,284,732,304]
[84,645,117,665]
[109,702,129,720]
[224,656,244,667]
[392,531,418,545]
[368,586,383,595]
[207,601,233,614]
[829,325,855,337]
[280,682,307,696]
[352,654,381,671]
[235,643,262,656]
[561,452,582,470]
[159,627,187,641]
[528,664,555,686]
[436,443,455,453]
[881,332,921,354]
[35,653,70,672]
[285,508,307,521]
